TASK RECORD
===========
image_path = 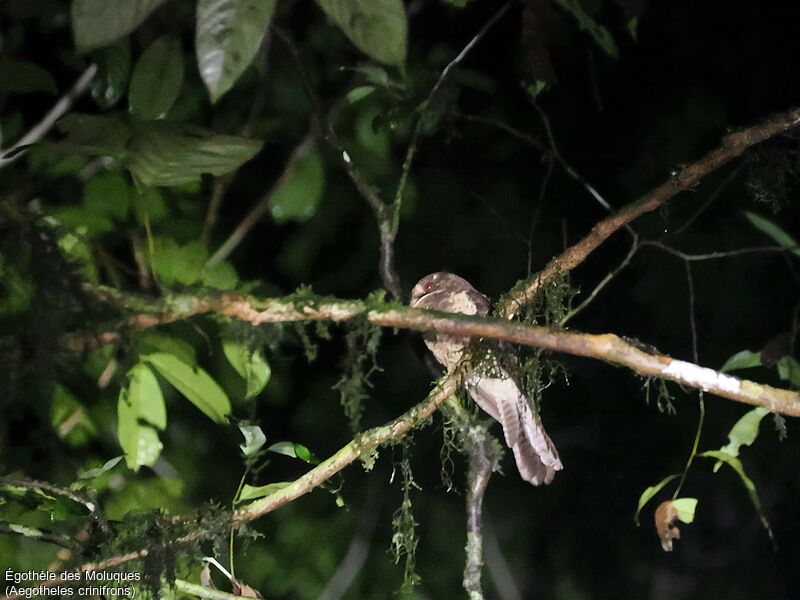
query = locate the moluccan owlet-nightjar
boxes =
[410,272,562,485]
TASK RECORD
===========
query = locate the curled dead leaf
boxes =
[655,500,681,551]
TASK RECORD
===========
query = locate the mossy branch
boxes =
[75,287,800,416]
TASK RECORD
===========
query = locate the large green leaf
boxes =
[54,113,132,158]
[90,40,132,108]
[129,35,184,120]
[195,0,277,103]
[745,211,800,257]
[133,331,197,366]
[714,407,768,472]
[144,352,232,423]
[72,0,167,50]
[222,339,270,399]
[148,238,210,286]
[720,349,761,372]
[269,149,325,223]
[314,0,408,66]
[83,172,132,222]
[117,363,166,471]
[126,122,262,186]
[634,473,679,525]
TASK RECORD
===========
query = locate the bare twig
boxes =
[672,261,705,500]
[271,27,402,299]
[496,106,800,318]
[559,235,639,326]
[0,64,98,168]
[205,136,315,267]
[641,240,795,262]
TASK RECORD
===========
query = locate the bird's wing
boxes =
[467,371,562,486]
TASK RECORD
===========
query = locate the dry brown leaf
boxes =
[654,500,681,551]
[232,577,263,599]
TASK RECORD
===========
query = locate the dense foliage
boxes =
[2,1,800,598]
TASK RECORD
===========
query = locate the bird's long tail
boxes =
[467,373,562,485]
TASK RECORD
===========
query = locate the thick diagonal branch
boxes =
[496,106,800,318]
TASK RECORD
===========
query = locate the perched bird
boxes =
[410,272,562,485]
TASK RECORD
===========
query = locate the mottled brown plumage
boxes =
[410,272,562,485]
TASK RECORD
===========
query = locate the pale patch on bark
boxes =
[662,360,742,394]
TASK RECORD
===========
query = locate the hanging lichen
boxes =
[643,377,676,414]
[333,311,383,432]
[390,438,422,591]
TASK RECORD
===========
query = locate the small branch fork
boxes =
[496,105,800,318]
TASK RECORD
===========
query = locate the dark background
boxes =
[2,1,800,598]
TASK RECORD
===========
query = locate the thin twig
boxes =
[666,163,743,238]
[205,136,315,267]
[641,240,795,262]
[496,105,800,318]
[673,261,705,499]
[559,234,639,326]
[271,27,402,298]
[0,64,98,168]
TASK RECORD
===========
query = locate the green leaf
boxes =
[634,473,679,525]
[671,497,698,524]
[238,481,291,503]
[267,441,318,464]
[238,422,267,457]
[700,450,774,543]
[83,172,131,221]
[777,355,800,388]
[149,240,210,287]
[195,0,277,103]
[72,0,167,50]
[269,149,325,223]
[53,113,132,158]
[222,340,271,399]
[131,186,169,224]
[90,39,132,108]
[144,352,232,423]
[117,386,164,472]
[346,85,376,103]
[314,0,408,66]
[720,349,762,372]
[201,261,238,290]
[126,122,262,186]
[128,362,167,429]
[714,407,768,472]
[129,35,184,120]
[78,456,123,480]
[0,59,57,95]
[745,211,800,257]
[552,0,618,59]
[133,331,197,366]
